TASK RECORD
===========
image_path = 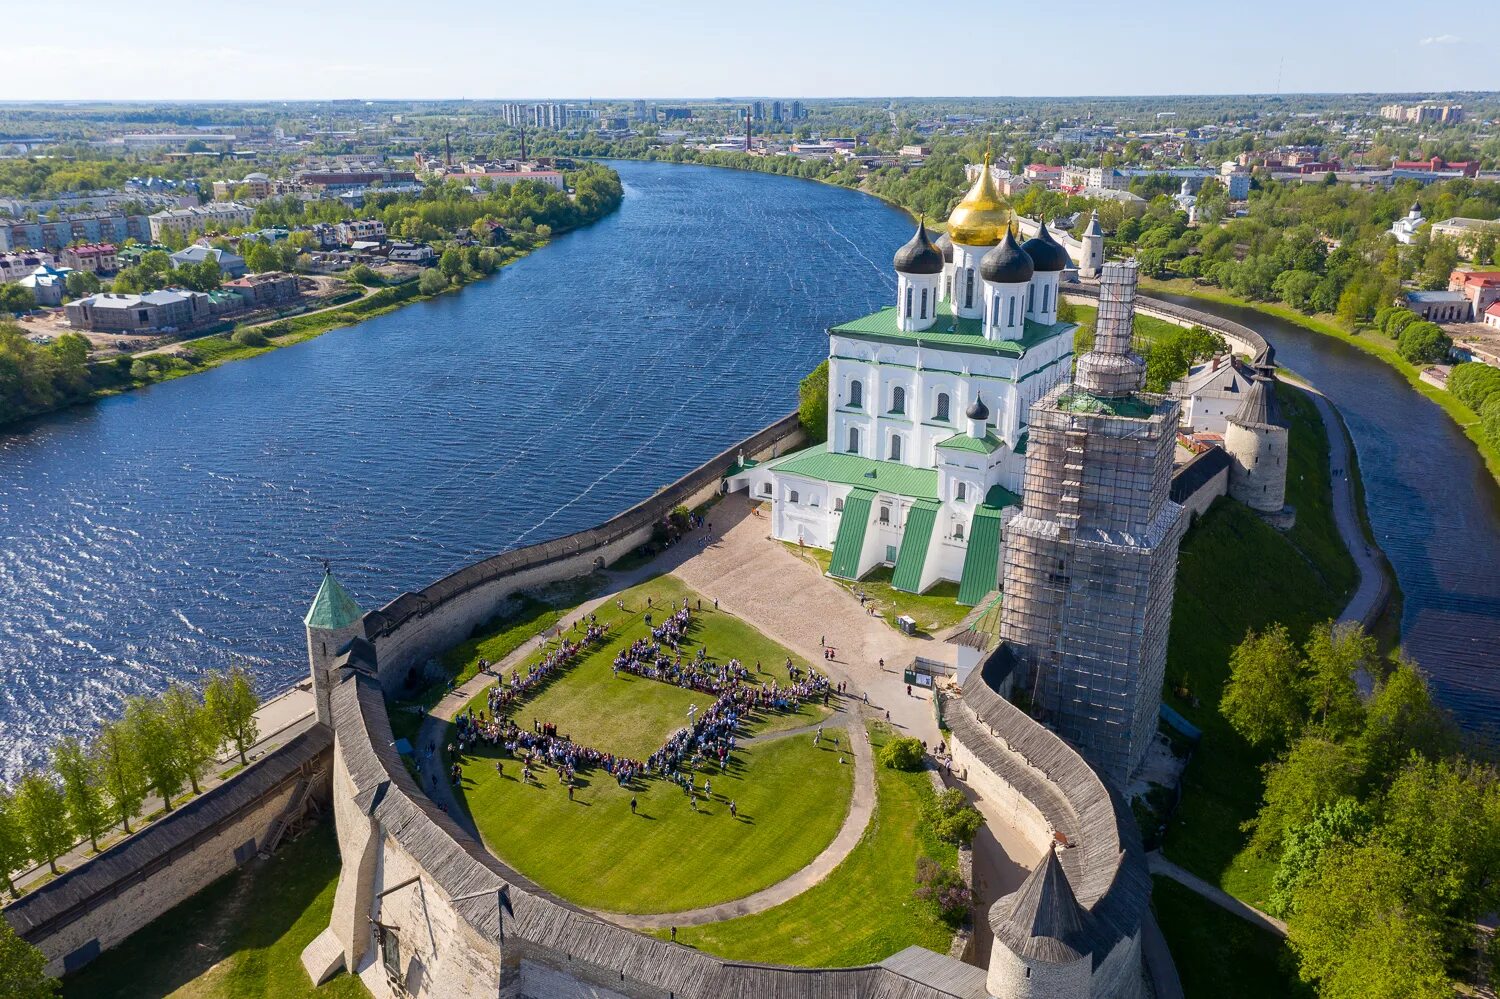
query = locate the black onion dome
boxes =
[966,393,990,421]
[934,230,954,262]
[979,227,1034,284]
[893,221,944,275]
[1021,222,1071,272]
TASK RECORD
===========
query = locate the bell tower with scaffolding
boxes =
[998,261,1186,786]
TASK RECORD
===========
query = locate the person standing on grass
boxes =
[729,799,737,818]
[631,796,638,814]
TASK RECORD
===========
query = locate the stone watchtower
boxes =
[1078,211,1105,279]
[1224,357,1292,524]
[304,568,365,726]
[999,260,1187,785]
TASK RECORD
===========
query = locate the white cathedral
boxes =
[733,160,1087,605]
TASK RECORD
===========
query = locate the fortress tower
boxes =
[999,261,1186,785]
[1224,357,1292,521]
[304,567,365,726]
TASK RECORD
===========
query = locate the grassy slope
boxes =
[62,825,367,999]
[453,573,848,914]
[782,543,970,635]
[1142,277,1500,484]
[672,723,956,965]
[1160,385,1354,907]
[1151,877,1310,999]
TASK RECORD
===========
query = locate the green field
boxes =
[453,574,850,914]
[672,723,956,965]
[62,826,366,999]
[1152,878,1310,999]
[1160,384,1356,906]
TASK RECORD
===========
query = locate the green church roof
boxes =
[764,445,938,499]
[305,570,364,631]
[829,300,1075,359]
[936,430,1004,455]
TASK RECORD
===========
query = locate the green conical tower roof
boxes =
[304,569,363,631]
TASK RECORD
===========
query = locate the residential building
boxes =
[899,145,931,157]
[224,271,301,309]
[337,219,386,244]
[1486,303,1500,329]
[295,171,417,193]
[18,264,73,307]
[445,169,565,191]
[1023,164,1063,184]
[211,172,273,200]
[0,250,57,282]
[60,243,118,274]
[170,244,247,278]
[149,203,254,241]
[0,212,150,252]
[1380,103,1465,124]
[118,132,236,149]
[386,242,435,265]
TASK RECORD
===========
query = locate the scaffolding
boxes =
[999,259,1187,785]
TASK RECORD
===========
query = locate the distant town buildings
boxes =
[212,173,273,200]
[148,203,254,241]
[0,250,58,282]
[1390,201,1427,244]
[170,244,246,278]
[1430,217,1500,259]
[0,212,150,252]
[59,243,118,274]
[1380,103,1464,124]
[1449,270,1500,321]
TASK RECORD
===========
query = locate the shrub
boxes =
[347,263,381,287]
[260,320,291,337]
[879,736,924,771]
[418,268,450,295]
[1482,394,1500,447]
[1395,321,1452,364]
[668,505,691,533]
[1449,362,1500,412]
[914,857,972,925]
[923,787,985,844]
[231,328,269,348]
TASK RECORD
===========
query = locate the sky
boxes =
[10,0,1495,102]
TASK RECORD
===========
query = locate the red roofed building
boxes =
[1394,157,1480,177]
[1485,301,1500,329]
[1449,270,1500,320]
[60,242,117,274]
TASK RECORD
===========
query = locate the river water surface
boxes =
[1,164,1496,776]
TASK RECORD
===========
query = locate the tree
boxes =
[1418,238,1459,290]
[0,918,58,999]
[878,736,924,771]
[124,696,185,811]
[1269,797,1370,918]
[1358,657,1452,781]
[1396,321,1452,365]
[417,268,449,295]
[15,772,72,875]
[0,788,28,898]
[162,682,216,796]
[1249,735,1364,856]
[204,666,260,765]
[94,720,145,834]
[52,736,108,852]
[0,284,35,315]
[1300,621,1371,738]
[1221,624,1306,748]
[1449,361,1500,412]
[242,240,280,275]
[1286,841,1452,999]
[64,269,101,300]
[797,359,829,443]
[438,248,464,280]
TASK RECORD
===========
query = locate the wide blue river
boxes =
[0,161,1496,776]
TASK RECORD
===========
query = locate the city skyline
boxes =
[11,0,1495,103]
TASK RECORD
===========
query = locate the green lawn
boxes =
[672,723,955,965]
[452,574,847,914]
[62,825,367,999]
[784,544,970,635]
[1160,385,1355,907]
[1151,877,1310,999]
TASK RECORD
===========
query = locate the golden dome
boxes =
[946,153,1013,247]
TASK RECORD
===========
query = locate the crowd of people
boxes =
[485,618,608,717]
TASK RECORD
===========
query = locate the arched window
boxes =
[920,287,928,318]
[878,506,890,525]
[935,392,950,422]
[789,490,799,504]
[1029,284,1035,312]
[955,522,965,541]
[891,385,906,414]
[889,435,902,462]
[991,293,1000,326]
[1043,283,1050,311]
[848,427,860,454]
[849,379,863,408]
[956,482,966,502]
[1008,296,1016,327]
[904,286,912,318]
[965,269,974,308]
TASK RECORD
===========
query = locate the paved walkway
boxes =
[1147,851,1287,938]
[1287,378,1389,629]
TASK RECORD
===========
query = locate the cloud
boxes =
[1420,34,1461,45]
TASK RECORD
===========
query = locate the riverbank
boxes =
[1142,277,1500,484]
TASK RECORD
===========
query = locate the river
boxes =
[1,165,1496,777]
[1153,292,1500,731]
[0,161,908,775]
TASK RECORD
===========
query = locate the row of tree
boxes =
[0,667,259,894]
[1220,621,1500,998]
[1371,306,1453,364]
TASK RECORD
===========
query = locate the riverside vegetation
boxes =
[0,165,623,429]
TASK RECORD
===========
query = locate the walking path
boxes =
[1147,851,1287,938]
[1286,378,1389,628]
